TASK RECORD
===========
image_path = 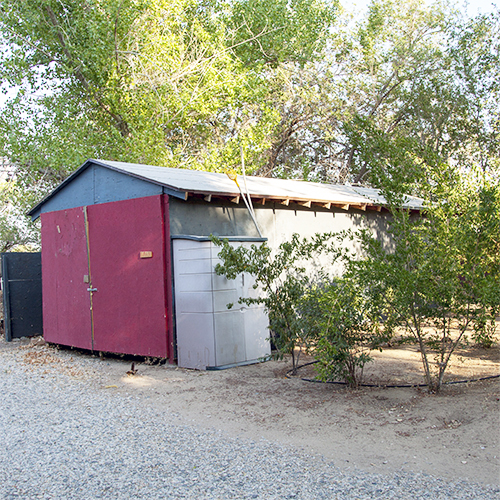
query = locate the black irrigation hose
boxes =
[286,360,500,388]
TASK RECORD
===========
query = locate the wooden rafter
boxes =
[297,200,312,208]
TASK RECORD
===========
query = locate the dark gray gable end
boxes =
[28,159,186,220]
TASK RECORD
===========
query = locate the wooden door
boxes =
[88,196,168,357]
[41,207,92,349]
[41,196,169,357]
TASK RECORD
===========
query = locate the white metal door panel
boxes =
[213,289,240,313]
[175,250,212,274]
[211,244,246,365]
[213,310,246,365]
[176,313,215,369]
[175,273,212,292]
[173,238,270,370]
[176,291,214,313]
[211,241,270,365]
[173,240,215,369]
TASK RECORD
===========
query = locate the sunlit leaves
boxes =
[228,0,338,67]
[353,168,500,391]
[212,233,342,373]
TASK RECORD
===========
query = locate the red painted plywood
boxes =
[162,195,175,362]
[41,208,92,349]
[88,195,167,357]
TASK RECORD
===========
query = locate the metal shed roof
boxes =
[29,159,424,216]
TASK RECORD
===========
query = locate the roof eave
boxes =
[28,158,423,220]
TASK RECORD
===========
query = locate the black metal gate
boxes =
[1,252,43,341]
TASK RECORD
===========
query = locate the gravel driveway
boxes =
[0,345,498,500]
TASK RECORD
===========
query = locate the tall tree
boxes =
[353,167,500,392]
[1,0,498,251]
[0,0,336,249]
[256,1,499,193]
[0,0,336,173]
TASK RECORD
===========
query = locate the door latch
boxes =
[87,287,98,292]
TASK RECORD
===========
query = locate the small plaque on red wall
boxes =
[139,251,153,259]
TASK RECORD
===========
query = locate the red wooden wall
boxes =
[41,195,172,359]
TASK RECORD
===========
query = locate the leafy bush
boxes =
[353,170,500,392]
[211,233,341,374]
[301,278,374,388]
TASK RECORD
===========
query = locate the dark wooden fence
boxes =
[1,252,42,341]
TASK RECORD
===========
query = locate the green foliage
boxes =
[0,0,336,188]
[255,1,499,189]
[211,233,341,374]
[0,0,338,251]
[0,162,41,251]
[353,168,500,392]
[301,278,378,388]
[472,314,498,349]
[212,232,396,386]
[461,179,500,348]
[1,0,499,252]
[228,0,337,67]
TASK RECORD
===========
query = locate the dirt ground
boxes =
[2,337,499,486]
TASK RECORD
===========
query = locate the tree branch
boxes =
[44,5,131,138]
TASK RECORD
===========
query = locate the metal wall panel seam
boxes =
[209,240,217,367]
[92,165,96,205]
